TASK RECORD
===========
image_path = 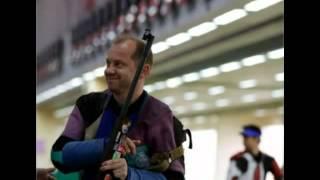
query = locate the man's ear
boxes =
[140,64,151,79]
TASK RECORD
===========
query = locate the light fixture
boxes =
[187,22,217,37]
[153,81,166,90]
[144,84,154,93]
[162,96,175,105]
[166,77,183,88]
[182,72,200,82]
[272,89,284,98]
[69,77,83,87]
[220,61,241,72]
[267,48,284,59]
[55,84,68,94]
[93,67,105,77]
[199,67,220,78]
[152,42,170,54]
[213,9,247,25]
[208,86,225,96]
[166,33,191,46]
[184,91,198,101]
[36,77,84,104]
[275,72,284,82]
[36,88,59,104]
[36,95,46,104]
[83,72,96,81]
[244,0,283,12]
[215,99,230,107]
[239,79,257,89]
[241,55,266,66]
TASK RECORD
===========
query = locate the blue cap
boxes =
[241,128,261,137]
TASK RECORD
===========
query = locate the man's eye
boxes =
[116,63,123,67]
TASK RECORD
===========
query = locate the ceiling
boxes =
[140,0,284,118]
[150,55,283,118]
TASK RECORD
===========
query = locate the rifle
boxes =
[98,29,155,180]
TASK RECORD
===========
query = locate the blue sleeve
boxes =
[127,167,167,180]
[61,138,108,169]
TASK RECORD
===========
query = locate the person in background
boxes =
[227,124,283,180]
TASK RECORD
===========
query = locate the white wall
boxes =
[36,109,66,168]
[184,129,218,180]
[261,124,284,180]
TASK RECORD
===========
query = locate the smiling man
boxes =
[50,33,185,180]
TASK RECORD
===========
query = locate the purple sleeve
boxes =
[147,108,185,174]
[62,106,85,140]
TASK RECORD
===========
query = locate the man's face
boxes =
[105,40,137,94]
[243,136,259,150]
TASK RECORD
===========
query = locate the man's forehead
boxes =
[113,42,129,49]
[113,39,136,49]
[108,40,136,54]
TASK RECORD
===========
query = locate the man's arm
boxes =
[147,106,185,179]
[270,159,283,180]
[51,136,107,173]
[51,105,105,173]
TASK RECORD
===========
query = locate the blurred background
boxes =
[36,0,284,179]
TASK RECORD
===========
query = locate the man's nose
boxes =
[106,66,115,75]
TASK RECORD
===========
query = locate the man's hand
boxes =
[123,137,141,155]
[99,138,140,179]
[100,158,128,180]
[37,167,56,180]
